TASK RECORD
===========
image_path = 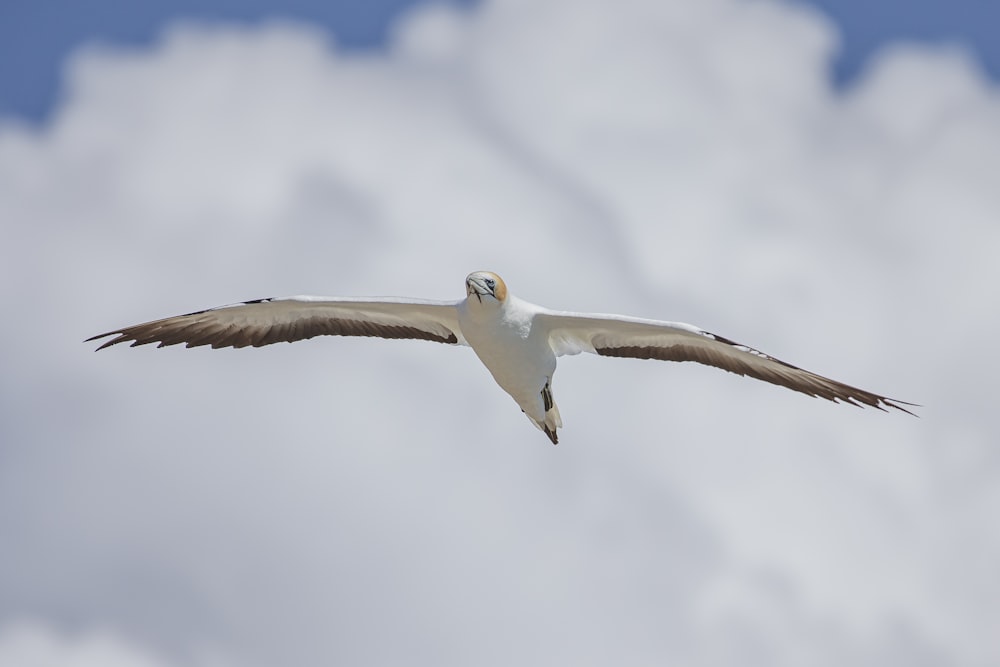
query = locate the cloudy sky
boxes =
[2,0,999,665]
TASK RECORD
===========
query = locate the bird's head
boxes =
[465,271,507,305]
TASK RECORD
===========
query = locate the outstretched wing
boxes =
[538,310,915,414]
[88,296,467,350]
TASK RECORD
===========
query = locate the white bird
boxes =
[88,271,914,443]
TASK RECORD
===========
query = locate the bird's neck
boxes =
[462,296,507,322]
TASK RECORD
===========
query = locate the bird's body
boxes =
[459,291,562,440]
[88,271,914,443]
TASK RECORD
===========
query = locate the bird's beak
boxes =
[466,278,487,303]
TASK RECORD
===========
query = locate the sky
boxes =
[3,0,1000,122]
[2,0,999,666]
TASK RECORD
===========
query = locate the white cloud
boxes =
[0,621,202,667]
[1,0,998,665]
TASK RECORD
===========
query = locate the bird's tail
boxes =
[538,381,562,445]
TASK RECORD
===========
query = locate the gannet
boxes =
[88,271,914,443]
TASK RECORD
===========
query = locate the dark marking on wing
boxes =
[88,311,459,351]
[179,300,271,318]
[595,338,916,415]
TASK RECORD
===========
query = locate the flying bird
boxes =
[88,271,914,443]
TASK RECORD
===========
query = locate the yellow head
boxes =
[465,271,508,303]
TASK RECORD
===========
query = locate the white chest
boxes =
[457,300,555,396]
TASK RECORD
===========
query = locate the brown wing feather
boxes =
[87,298,461,351]
[595,336,916,415]
[540,310,915,415]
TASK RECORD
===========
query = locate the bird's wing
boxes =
[537,310,915,414]
[88,296,467,350]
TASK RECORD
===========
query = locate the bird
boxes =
[87,271,915,443]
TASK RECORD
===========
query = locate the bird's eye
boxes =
[485,278,495,288]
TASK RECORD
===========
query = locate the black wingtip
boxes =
[86,333,111,350]
[833,394,918,417]
[886,399,920,418]
[85,332,128,351]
